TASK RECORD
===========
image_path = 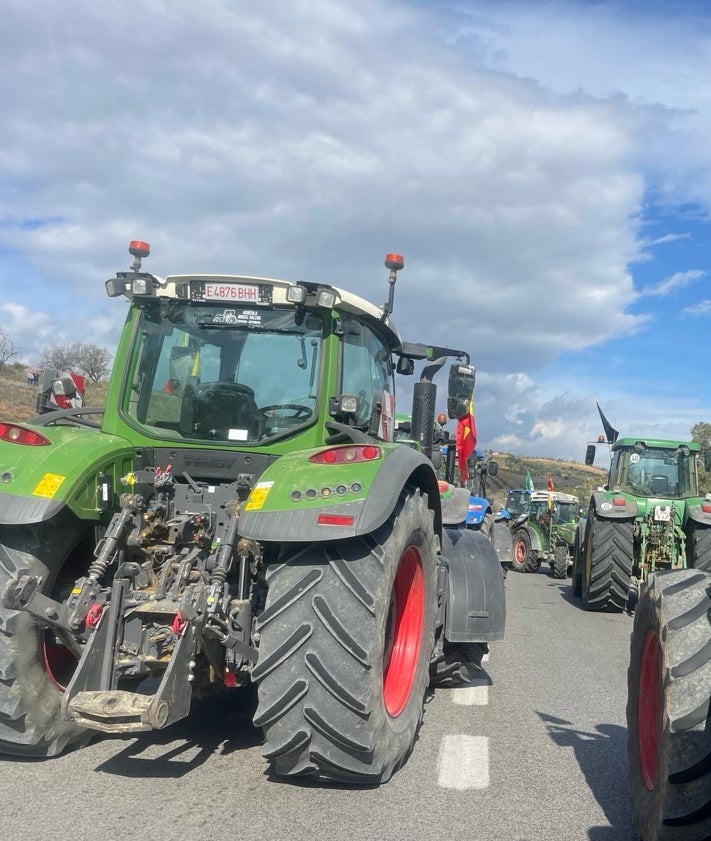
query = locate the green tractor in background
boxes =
[510,490,581,578]
[0,243,505,783]
[572,434,711,610]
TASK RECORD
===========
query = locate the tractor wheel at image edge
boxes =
[252,487,437,784]
[581,515,632,611]
[0,516,93,756]
[690,523,711,572]
[510,529,537,573]
[552,545,568,579]
[572,532,583,597]
[627,569,711,841]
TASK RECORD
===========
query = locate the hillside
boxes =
[0,363,109,421]
[485,452,606,509]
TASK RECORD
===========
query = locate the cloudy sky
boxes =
[2,0,711,460]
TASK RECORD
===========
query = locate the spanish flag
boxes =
[456,399,477,485]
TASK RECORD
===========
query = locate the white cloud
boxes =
[2,0,711,456]
[640,269,705,297]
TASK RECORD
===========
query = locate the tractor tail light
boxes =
[702,503,711,514]
[309,446,381,464]
[317,514,355,527]
[613,497,627,507]
[0,423,51,446]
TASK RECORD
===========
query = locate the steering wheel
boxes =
[261,403,313,420]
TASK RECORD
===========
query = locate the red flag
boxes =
[456,412,477,484]
[547,474,555,491]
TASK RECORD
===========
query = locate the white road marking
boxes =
[437,734,490,789]
[451,680,489,706]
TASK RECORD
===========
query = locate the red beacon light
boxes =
[128,240,150,272]
[384,253,404,272]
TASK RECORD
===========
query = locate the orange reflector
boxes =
[317,514,355,527]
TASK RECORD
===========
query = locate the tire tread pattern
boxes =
[627,569,711,840]
[253,488,437,783]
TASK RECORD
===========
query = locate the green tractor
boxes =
[572,436,711,611]
[510,490,581,578]
[0,242,505,783]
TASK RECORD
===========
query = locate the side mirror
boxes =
[487,460,499,477]
[396,356,415,375]
[447,363,476,419]
[585,444,596,466]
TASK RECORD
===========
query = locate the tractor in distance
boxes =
[572,433,711,610]
[0,242,505,784]
[510,489,581,577]
[504,487,532,519]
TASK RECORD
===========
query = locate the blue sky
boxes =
[2,0,711,460]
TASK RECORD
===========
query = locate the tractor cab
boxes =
[608,439,699,500]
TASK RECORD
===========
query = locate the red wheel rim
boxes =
[639,628,661,790]
[514,539,526,564]
[383,545,425,718]
[41,548,88,691]
[43,640,77,690]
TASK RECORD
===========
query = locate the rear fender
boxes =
[238,443,442,543]
[0,426,133,524]
[686,503,711,528]
[440,528,505,643]
[492,521,513,564]
[590,491,639,520]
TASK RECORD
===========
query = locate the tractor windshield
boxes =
[124,302,324,444]
[505,489,531,517]
[555,502,579,523]
[614,445,698,499]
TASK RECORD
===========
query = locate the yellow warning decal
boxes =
[33,473,65,499]
[245,480,275,511]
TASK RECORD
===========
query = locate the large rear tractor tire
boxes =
[689,523,711,572]
[627,569,711,841]
[552,545,568,579]
[510,529,537,573]
[0,516,94,756]
[581,515,633,611]
[253,488,437,784]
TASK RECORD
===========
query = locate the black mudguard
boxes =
[492,521,513,564]
[440,527,505,643]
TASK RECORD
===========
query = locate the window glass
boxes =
[340,318,394,434]
[126,303,323,444]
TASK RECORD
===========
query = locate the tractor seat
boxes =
[648,475,670,495]
[181,382,262,441]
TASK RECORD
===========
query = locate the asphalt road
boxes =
[0,567,636,841]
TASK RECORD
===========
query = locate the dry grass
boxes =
[0,364,108,422]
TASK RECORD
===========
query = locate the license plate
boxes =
[654,506,671,522]
[203,283,260,303]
